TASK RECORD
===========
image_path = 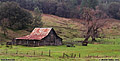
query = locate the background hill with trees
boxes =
[0,0,120,20]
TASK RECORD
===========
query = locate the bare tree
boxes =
[81,7,108,46]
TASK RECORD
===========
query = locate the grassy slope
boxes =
[41,14,120,42]
[41,14,82,41]
[0,27,30,43]
[41,14,120,40]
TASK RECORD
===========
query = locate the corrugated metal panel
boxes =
[16,28,52,40]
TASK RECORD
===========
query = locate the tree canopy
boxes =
[0,0,120,20]
[80,0,98,9]
[0,2,42,30]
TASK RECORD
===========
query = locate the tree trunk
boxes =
[3,29,7,36]
[84,35,90,42]
[82,35,90,46]
[4,31,6,36]
[91,30,97,42]
[92,37,97,42]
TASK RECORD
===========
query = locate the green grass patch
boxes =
[0,44,120,61]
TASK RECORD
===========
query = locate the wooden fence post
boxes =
[49,50,51,57]
[34,50,35,56]
[63,53,65,58]
[64,53,69,58]
[74,54,76,58]
[71,53,73,58]
[41,51,43,56]
[97,55,98,58]
[88,54,90,58]
[79,53,80,58]
[66,54,69,58]
[26,52,28,55]
[6,49,8,54]
[16,50,18,54]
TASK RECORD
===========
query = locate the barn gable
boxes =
[42,28,62,40]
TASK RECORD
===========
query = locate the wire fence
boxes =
[0,49,119,59]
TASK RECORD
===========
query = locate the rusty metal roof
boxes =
[16,28,52,40]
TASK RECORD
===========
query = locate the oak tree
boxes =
[81,7,108,46]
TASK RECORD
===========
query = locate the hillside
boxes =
[41,14,120,39]
[0,14,120,43]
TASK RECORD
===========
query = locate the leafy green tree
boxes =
[100,0,120,4]
[1,0,98,18]
[80,0,98,9]
[31,7,43,28]
[31,16,43,28]
[55,3,66,17]
[108,2,120,19]
[0,2,33,30]
[34,7,42,15]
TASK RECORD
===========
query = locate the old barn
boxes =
[14,28,62,47]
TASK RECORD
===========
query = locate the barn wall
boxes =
[42,29,62,46]
[55,38,62,45]
[15,40,43,47]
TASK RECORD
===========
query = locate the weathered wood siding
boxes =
[43,29,62,46]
